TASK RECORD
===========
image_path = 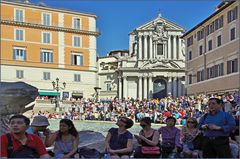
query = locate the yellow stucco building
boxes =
[0,0,99,99]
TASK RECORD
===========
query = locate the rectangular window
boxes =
[157,43,163,55]
[200,70,204,81]
[199,45,203,55]
[187,36,193,46]
[42,32,51,44]
[15,29,24,41]
[217,35,222,47]
[197,29,204,41]
[197,71,200,82]
[40,51,53,63]
[16,70,24,79]
[228,7,238,23]
[207,67,214,79]
[215,16,224,30]
[15,9,24,22]
[73,36,81,47]
[207,23,214,35]
[73,18,81,29]
[230,28,235,41]
[42,13,51,26]
[71,54,83,66]
[208,40,212,51]
[13,48,26,61]
[188,51,192,60]
[43,72,51,80]
[215,63,224,77]
[74,74,81,82]
[197,70,205,82]
[107,83,111,91]
[227,59,238,74]
[188,74,192,84]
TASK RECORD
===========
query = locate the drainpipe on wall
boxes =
[238,0,240,108]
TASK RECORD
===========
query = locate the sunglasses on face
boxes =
[188,121,195,123]
[119,118,127,123]
[140,124,147,127]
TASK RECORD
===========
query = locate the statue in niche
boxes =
[181,39,186,56]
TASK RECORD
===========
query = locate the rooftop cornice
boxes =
[1,19,100,36]
[2,0,97,18]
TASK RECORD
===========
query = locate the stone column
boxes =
[138,76,142,100]
[164,43,167,58]
[153,42,156,58]
[173,36,176,59]
[167,77,172,96]
[148,76,153,99]
[178,77,182,97]
[179,38,183,60]
[173,77,177,98]
[138,35,142,60]
[149,36,153,59]
[123,76,127,99]
[155,42,157,57]
[118,76,122,100]
[143,76,148,99]
[168,36,171,59]
[144,35,148,60]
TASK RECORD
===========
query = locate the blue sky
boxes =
[31,0,221,56]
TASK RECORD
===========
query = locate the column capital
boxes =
[142,73,148,78]
[168,76,172,82]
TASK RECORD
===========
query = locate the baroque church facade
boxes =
[98,15,186,100]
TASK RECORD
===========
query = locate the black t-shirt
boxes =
[109,128,133,150]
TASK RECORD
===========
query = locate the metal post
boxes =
[52,78,66,113]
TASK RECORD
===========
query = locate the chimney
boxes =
[215,0,229,11]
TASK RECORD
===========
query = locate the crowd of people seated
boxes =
[1,93,240,158]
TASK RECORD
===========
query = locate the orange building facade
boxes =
[0,0,99,99]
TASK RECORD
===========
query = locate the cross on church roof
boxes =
[158,9,162,18]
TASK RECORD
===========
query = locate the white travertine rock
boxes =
[0,82,38,115]
[0,82,38,134]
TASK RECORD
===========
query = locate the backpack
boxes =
[78,147,101,158]
[6,133,40,158]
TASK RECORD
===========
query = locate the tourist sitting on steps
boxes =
[26,115,52,147]
[180,117,200,158]
[133,117,160,158]
[104,117,134,159]
[45,119,79,159]
[158,116,182,158]
[0,114,49,158]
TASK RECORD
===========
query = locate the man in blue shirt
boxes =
[198,97,236,158]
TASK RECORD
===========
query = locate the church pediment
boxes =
[140,59,181,69]
[135,16,184,31]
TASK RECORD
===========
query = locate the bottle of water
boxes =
[168,152,175,159]
[104,153,110,159]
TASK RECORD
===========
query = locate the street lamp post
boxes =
[52,78,66,112]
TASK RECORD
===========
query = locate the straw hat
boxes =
[31,115,50,127]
